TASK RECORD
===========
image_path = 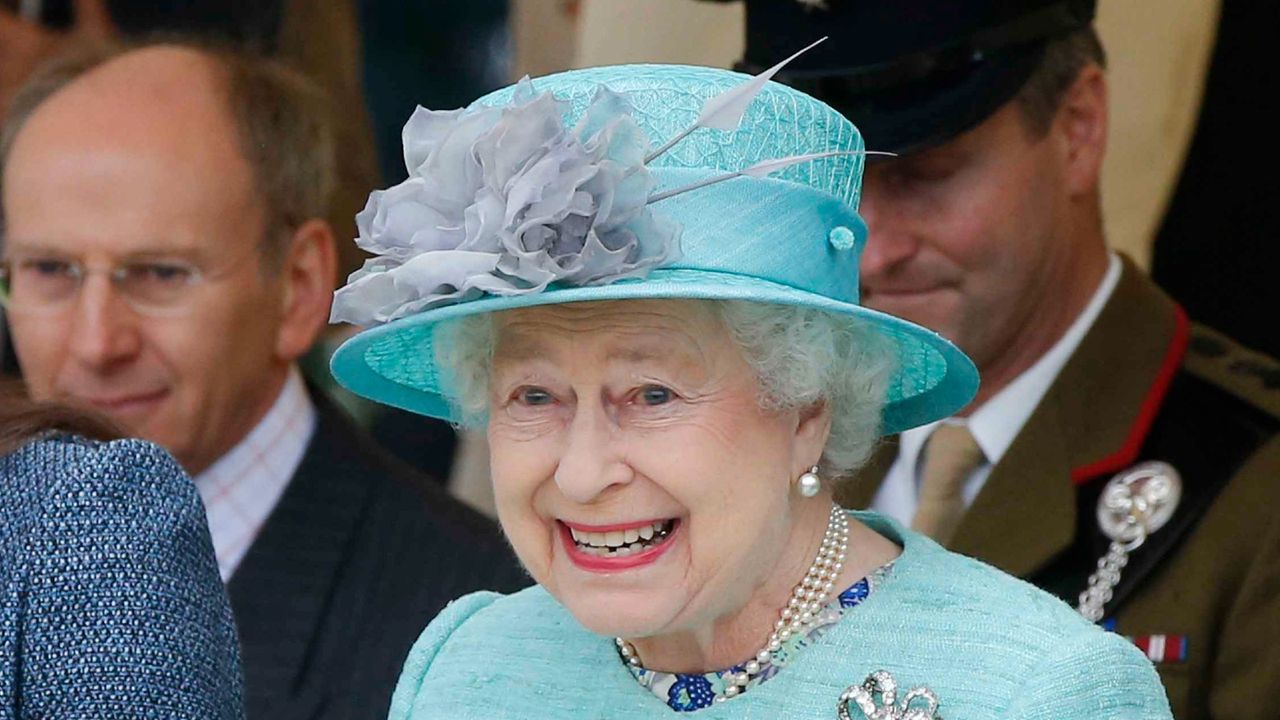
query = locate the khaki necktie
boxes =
[911,423,986,544]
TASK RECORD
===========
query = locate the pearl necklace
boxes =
[616,504,850,702]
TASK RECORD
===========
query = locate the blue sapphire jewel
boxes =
[667,674,716,712]
[838,578,871,608]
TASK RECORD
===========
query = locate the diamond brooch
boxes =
[837,670,942,720]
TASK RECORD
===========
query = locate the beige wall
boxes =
[515,0,1222,268]
[511,0,581,78]
[1095,0,1219,266]
[578,0,744,67]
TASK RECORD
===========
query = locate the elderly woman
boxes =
[329,64,1171,719]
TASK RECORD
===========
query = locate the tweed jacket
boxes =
[229,395,529,720]
[388,512,1171,720]
[0,436,243,719]
[838,259,1280,719]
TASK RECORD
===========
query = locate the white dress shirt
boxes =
[194,367,316,581]
[873,254,1122,525]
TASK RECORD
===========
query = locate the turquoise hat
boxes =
[329,63,978,435]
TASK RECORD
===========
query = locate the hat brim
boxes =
[330,268,978,436]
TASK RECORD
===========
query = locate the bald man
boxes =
[0,43,526,719]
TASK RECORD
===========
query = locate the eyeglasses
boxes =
[0,252,221,317]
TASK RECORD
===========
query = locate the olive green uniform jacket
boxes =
[838,259,1279,720]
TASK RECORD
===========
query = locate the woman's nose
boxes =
[553,403,634,504]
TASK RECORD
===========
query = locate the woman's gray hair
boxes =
[434,299,896,476]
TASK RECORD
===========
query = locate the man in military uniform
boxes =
[721,1,1279,717]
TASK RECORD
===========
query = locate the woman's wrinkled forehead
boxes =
[491,299,726,370]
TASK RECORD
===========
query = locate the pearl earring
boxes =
[797,465,821,497]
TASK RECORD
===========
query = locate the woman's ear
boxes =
[794,401,833,473]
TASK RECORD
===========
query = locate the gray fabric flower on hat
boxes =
[330,79,681,325]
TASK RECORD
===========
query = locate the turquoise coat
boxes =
[389,513,1171,719]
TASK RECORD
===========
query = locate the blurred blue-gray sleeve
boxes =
[0,437,244,719]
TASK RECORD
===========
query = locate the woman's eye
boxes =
[637,385,674,406]
[516,387,555,406]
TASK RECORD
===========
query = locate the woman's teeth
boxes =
[569,520,674,557]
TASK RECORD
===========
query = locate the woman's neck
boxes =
[624,501,900,674]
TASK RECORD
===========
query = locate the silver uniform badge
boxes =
[838,670,942,720]
[1078,461,1183,622]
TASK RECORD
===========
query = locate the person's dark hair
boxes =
[0,38,336,270]
[0,382,120,456]
[1015,27,1107,136]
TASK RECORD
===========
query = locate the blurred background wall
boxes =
[359,0,510,185]
[1151,0,1280,359]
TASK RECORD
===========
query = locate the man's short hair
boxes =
[0,40,337,268]
[1015,27,1108,136]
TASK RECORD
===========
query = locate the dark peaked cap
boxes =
[718,0,1097,155]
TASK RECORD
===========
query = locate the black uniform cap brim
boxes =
[758,41,1046,157]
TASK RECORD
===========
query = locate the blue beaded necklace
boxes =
[620,563,893,712]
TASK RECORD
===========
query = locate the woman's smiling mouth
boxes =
[558,519,680,571]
